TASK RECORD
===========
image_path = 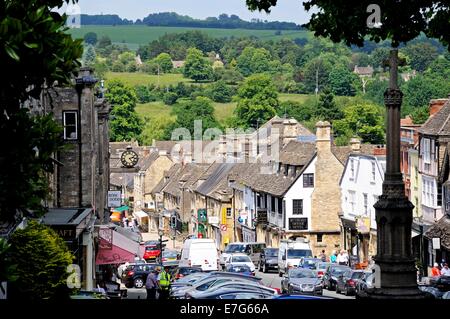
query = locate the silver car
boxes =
[281,268,323,295]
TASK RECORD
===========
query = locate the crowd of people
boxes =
[145,266,172,300]
[317,249,352,266]
[431,262,450,277]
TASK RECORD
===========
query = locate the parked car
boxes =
[220,242,266,269]
[190,287,274,299]
[315,262,332,279]
[162,250,180,267]
[122,264,155,288]
[172,266,203,280]
[442,291,450,299]
[335,269,365,296]
[273,294,332,300]
[225,253,256,274]
[118,260,147,278]
[300,258,322,270]
[171,272,262,299]
[259,248,279,273]
[186,280,276,299]
[281,268,323,295]
[278,239,313,277]
[143,243,162,262]
[355,272,375,298]
[322,264,351,290]
[226,264,254,276]
[179,239,219,271]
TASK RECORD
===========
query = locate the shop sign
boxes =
[108,191,122,208]
[51,225,77,240]
[432,238,441,250]
[289,218,308,230]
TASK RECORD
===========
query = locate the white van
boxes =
[278,239,313,276]
[219,242,266,269]
[179,239,219,271]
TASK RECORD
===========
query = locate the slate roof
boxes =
[196,163,235,198]
[331,144,379,165]
[110,172,135,189]
[280,141,316,166]
[162,163,205,197]
[418,99,450,136]
[151,164,182,195]
[424,215,450,250]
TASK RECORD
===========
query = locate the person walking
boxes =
[330,250,337,263]
[441,263,450,276]
[145,269,159,300]
[337,250,349,266]
[431,262,441,277]
[319,250,327,262]
[157,266,172,300]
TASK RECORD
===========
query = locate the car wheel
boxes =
[263,263,267,273]
[344,287,349,296]
[134,277,144,288]
[328,282,333,291]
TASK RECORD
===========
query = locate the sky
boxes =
[61,0,312,24]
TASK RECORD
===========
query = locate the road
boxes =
[124,268,355,300]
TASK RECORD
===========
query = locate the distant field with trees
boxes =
[68,25,311,50]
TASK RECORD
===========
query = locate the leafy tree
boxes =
[0,0,83,222]
[164,96,219,138]
[152,53,173,73]
[302,56,333,93]
[214,67,244,84]
[141,116,175,144]
[351,52,371,67]
[401,74,450,110]
[163,92,179,105]
[277,100,315,122]
[235,74,279,128]
[118,51,136,65]
[7,220,74,300]
[370,47,391,70]
[328,65,357,96]
[237,47,273,76]
[97,35,112,48]
[334,102,385,145]
[205,80,234,103]
[314,88,344,121]
[106,80,143,142]
[424,57,450,80]
[82,45,96,67]
[183,48,213,82]
[83,32,98,45]
[402,42,439,72]
[410,106,430,125]
[365,78,389,106]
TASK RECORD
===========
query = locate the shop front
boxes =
[41,208,96,290]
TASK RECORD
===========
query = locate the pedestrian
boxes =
[319,249,327,262]
[337,250,349,266]
[157,266,172,300]
[441,263,450,276]
[431,262,441,277]
[330,250,337,263]
[145,268,159,300]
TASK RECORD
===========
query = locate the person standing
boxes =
[337,250,349,266]
[145,269,159,300]
[319,250,327,262]
[441,263,450,276]
[157,266,172,300]
[330,250,337,263]
[431,263,441,277]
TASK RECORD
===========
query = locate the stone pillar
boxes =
[370,49,425,299]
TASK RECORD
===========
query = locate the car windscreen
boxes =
[317,263,331,270]
[265,249,278,257]
[146,246,159,251]
[287,249,312,258]
[232,255,251,263]
[224,244,246,253]
[163,251,178,258]
[230,265,251,272]
[290,270,316,278]
[351,272,364,279]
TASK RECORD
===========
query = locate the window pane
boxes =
[64,112,76,125]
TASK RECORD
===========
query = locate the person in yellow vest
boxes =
[157,266,172,300]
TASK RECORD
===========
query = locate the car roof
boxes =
[230,253,250,257]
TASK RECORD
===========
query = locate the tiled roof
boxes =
[331,144,379,165]
[418,99,450,136]
[110,172,135,189]
[424,216,450,250]
[354,66,374,76]
[280,141,316,166]
[151,164,182,195]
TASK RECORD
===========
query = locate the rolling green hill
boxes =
[68,25,311,50]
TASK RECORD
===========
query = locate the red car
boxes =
[143,243,161,261]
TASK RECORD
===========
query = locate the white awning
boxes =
[412,229,421,238]
[133,210,148,220]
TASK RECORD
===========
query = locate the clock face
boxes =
[121,150,139,168]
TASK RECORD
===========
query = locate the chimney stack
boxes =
[373,145,387,156]
[350,138,361,152]
[429,98,448,116]
[315,121,332,154]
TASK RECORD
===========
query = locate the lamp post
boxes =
[158,229,164,265]
[370,49,424,299]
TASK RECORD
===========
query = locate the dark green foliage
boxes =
[83,32,98,45]
[402,42,439,72]
[163,92,179,105]
[314,89,343,121]
[106,80,143,142]
[328,65,357,96]
[82,45,96,66]
[410,106,430,125]
[365,78,389,106]
[205,80,234,103]
[183,48,213,82]
[97,35,112,48]
[278,100,314,122]
[235,74,279,128]
[401,74,450,109]
[7,220,75,300]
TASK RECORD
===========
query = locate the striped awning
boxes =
[114,205,129,212]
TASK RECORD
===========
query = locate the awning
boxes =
[133,210,148,219]
[110,212,122,222]
[114,205,129,212]
[412,229,421,238]
[96,226,143,265]
[341,217,356,229]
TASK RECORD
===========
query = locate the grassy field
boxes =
[136,101,236,123]
[279,93,311,103]
[69,25,311,50]
[105,72,190,87]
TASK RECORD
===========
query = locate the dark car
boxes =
[322,264,351,290]
[355,272,375,298]
[281,268,323,295]
[259,248,279,273]
[335,269,365,296]
[226,264,254,276]
[122,264,156,288]
[300,258,322,270]
[191,287,274,299]
[173,266,203,280]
